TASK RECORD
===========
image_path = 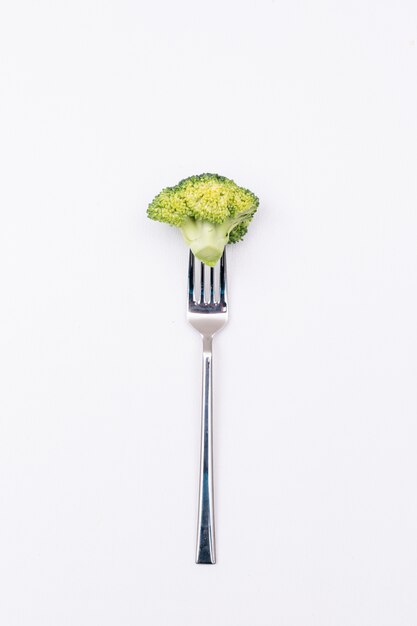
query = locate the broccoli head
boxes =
[147,173,259,266]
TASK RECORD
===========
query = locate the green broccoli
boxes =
[147,173,259,266]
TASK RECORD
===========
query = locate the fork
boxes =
[187,250,228,564]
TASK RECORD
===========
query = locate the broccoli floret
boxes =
[147,173,259,266]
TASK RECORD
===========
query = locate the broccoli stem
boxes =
[180,217,232,266]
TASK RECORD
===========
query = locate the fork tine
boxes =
[188,250,195,304]
[220,250,227,306]
[200,262,205,304]
[209,267,214,303]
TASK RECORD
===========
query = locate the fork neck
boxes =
[202,335,213,353]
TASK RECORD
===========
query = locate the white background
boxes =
[1,1,417,624]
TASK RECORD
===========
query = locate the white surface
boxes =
[1,1,417,624]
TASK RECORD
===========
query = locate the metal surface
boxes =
[187,251,228,564]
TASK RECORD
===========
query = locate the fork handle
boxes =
[196,335,216,564]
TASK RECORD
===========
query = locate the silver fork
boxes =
[187,250,228,564]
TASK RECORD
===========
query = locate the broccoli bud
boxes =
[147,173,259,266]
